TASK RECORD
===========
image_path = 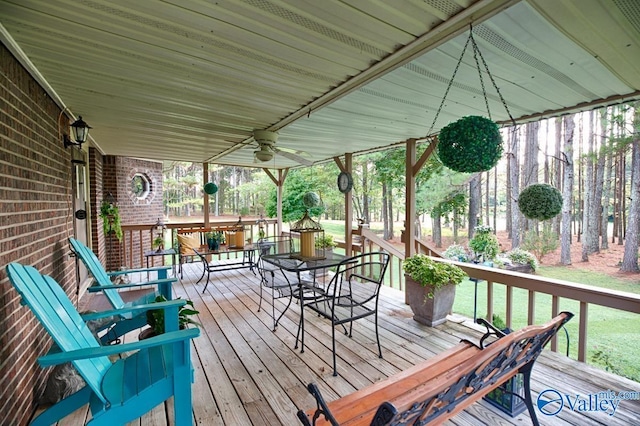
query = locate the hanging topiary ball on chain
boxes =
[302,191,321,208]
[518,183,563,220]
[203,182,218,195]
[437,115,503,173]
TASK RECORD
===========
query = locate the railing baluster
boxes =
[578,302,588,362]
[528,290,536,325]
[506,285,513,330]
[551,295,560,352]
[486,281,493,322]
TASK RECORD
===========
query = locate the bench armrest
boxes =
[38,328,200,366]
[476,317,507,349]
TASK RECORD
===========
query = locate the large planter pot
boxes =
[405,275,456,327]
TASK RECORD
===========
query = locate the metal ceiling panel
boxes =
[1,0,638,167]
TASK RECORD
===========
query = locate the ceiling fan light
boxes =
[254,147,273,162]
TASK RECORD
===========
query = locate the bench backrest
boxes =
[6,263,111,403]
[69,237,125,310]
[382,312,573,424]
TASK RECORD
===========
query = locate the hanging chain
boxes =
[426,30,473,136]
[471,31,491,120]
[428,25,518,134]
[469,29,517,127]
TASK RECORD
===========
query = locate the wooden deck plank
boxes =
[54,264,640,426]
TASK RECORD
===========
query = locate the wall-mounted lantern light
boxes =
[63,116,92,148]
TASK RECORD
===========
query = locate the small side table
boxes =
[144,248,177,277]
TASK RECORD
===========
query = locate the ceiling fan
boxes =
[253,130,313,166]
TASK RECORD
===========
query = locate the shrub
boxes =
[518,183,563,220]
[521,228,558,263]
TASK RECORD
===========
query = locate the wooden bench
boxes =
[297,312,573,426]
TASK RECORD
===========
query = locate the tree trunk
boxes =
[381,182,389,239]
[553,117,563,234]
[387,185,394,240]
[509,128,520,248]
[523,122,540,232]
[468,175,481,238]
[485,171,490,226]
[585,110,602,255]
[620,106,640,272]
[432,214,442,248]
[362,162,370,223]
[561,116,575,265]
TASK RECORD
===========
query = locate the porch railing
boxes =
[354,229,640,363]
[117,221,640,365]
[119,219,279,269]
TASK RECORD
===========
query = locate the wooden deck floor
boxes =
[67,262,640,425]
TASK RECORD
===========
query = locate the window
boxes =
[131,174,150,199]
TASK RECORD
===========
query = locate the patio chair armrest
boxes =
[80,299,186,321]
[87,278,176,292]
[107,265,172,276]
[38,328,200,366]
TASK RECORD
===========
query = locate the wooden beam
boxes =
[412,138,438,176]
[405,139,417,260]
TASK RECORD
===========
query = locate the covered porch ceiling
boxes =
[2,0,639,169]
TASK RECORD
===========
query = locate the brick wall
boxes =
[102,156,163,270]
[88,147,106,262]
[0,44,77,426]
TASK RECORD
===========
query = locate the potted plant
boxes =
[139,295,201,339]
[499,248,538,273]
[315,234,337,252]
[152,235,164,252]
[206,231,224,251]
[403,254,466,326]
[99,201,123,241]
[468,225,500,262]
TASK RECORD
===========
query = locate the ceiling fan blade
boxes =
[274,147,313,166]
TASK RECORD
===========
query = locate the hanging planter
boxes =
[518,183,563,220]
[437,115,503,173]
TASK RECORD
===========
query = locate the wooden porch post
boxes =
[263,168,288,236]
[405,139,416,260]
[334,154,353,257]
[203,162,210,229]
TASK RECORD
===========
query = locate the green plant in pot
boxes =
[468,225,500,262]
[206,231,224,251]
[315,234,337,250]
[99,201,123,241]
[403,254,466,326]
[152,235,164,252]
[141,295,201,339]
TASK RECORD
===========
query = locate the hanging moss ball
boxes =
[302,191,321,208]
[437,115,503,173]
[203,182,218,195]
[518,184,563,220]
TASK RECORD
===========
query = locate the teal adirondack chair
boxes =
[69,238,177,344]
[6,263,199,426]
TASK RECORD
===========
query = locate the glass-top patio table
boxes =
[259,251,356,333]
